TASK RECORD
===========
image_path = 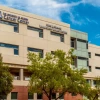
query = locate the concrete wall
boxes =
[85,44,100,78]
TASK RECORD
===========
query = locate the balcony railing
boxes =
[13,76,20,80]
[24,76,30,81]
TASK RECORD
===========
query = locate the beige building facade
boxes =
[0,5,99,100]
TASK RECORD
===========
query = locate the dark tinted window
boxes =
[28,93,33,99]
[0,43,19,55]
[0,20,19,32]
[93,80,96,85]
[28,47,43,58]
[14,49,19,55]
[60,34,64,42]
[51,32,64,42]
[95,54,100,57]
[71,38,76,48]
[95,67,100,70]
[11,92,17,99]
[89,66,91,72]
[28,26,43,38]
[52,93,56,99]
[88,52,91,58]
[59,93,64,99]
[39,32,43,38]
[37,93,42,99]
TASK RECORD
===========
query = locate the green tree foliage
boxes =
[27,49,90,100]
[87,77,100,100]
[0,54,13,100]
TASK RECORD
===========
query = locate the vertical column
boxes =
[20,68,24,81]
[19,24,27,35]
[56,93,59,100]
[43,30,50,57]
[34,93,37,100]
[64,27,70,46]
[7,92,11,100]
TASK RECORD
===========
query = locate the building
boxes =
[0,5,99,100]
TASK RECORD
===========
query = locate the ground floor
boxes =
[5,86,82,100]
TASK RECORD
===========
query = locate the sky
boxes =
[0,0,100,46]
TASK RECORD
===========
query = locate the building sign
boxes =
[0,11,29,24]
[39,24,67,34]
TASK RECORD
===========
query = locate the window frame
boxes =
[27,26,43,38]
[51,31,64,42]
[0,43,19,55]
[37,93,42,99]
[0,20,19,33]
[11,92,18,99]
[28,47,43,58]
[88,52,91,58]
[28,93,33,99]
[95,53,100,57]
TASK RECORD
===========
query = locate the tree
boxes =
[0,54,13,100]
[87,77,100,100]
[27,49,90,100]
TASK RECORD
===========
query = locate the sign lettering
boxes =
[39,24,67,34]
[0,11,29,24]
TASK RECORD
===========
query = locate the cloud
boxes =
[0,0,99,25]
[82,0,100,7]
[0,0,83,23]
[95,34,100,38]
[85,18,98,24]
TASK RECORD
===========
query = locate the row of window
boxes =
[0,20,65,42]
[0,42,43,56]
[88,66,100,71]
[86,79,97,85]
[3,92,63,99]
[88,52,100,58]
[27,27,64,42]
[71,38,88,49]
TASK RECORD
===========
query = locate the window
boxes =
[89,66,91,72]
[72,58,77,67]
[51,51,55,55]
[51,32,64,42]
[0,20,19,32]
[0,43,19,55]
[87,60,89,66]
[95,53,100,57]
[28,93,33,99]
[86,42,88,49]
[59,93,64,99]
[11,92,17,99]
[52,93,56,99]
[28,26,43,38]
[71,38,76,48]
[77,57,88,68]
[93,80,96,85]
[88,52,91,58]
[14,49,19,55]
[28,47,43,58]
[95,67,100,70]
[86,79,92,85]
[39,32,43,38]
[77,39,87,49]
[86,79,90,83]
[0,95,7,99]
[60,34,64,42]
[37,93,42,99]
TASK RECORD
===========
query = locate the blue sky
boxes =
[0,0,100,45]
